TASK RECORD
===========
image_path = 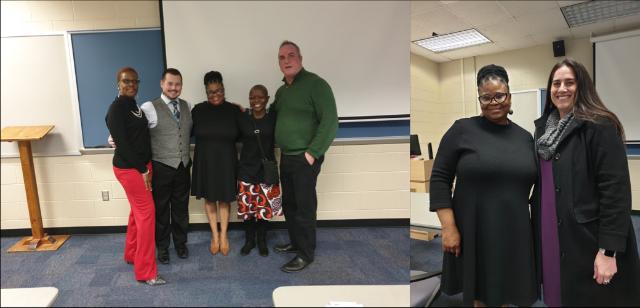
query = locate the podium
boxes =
[1,125,70,252]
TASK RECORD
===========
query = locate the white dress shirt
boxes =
[140,94,193,129]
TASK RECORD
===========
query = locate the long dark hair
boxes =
[543,58,625,139]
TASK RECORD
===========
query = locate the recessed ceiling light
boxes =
[561,0,640,28]
[412,29,492,53]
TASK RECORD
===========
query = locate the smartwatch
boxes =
[599,248,616,257]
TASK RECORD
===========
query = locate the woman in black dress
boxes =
[237,85,282,256]
[191,71,241,256]
[429,64,537,306]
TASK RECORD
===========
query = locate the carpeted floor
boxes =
[411,215,640,307]
[1,226,409,307]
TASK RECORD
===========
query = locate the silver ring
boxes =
[604,280,610,284]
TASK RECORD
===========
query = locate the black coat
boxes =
[532,113,640,306]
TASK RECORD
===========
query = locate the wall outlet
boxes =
[101,190,110,201]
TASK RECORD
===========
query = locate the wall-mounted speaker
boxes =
[553,40,565,57]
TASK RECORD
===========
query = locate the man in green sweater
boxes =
[272,40,338,272]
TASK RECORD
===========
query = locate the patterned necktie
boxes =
[170,101,180,120]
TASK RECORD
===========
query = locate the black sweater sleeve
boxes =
[105,98,149,173]
[429,120,463,211]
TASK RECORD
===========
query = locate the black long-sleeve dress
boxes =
[429,116,537,306]
[191,101,241,202]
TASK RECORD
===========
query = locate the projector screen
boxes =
[161,1,409,120]
[594,29,640,142]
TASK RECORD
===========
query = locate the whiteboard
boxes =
[1,35,80,157]
[162,1,410,119]
[509,89,543,135]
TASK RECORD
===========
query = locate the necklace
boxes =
[131,106,142,118]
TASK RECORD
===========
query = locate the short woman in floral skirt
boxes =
[237,84,282,256]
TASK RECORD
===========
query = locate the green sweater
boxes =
[273,68,338,158]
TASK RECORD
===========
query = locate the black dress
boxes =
[191,101,241,202]
[429,116,537,306]
[237,110,277,184]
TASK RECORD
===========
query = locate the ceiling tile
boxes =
[498,1,558,18]
[410,1,444,16]
[444,1,515,28]
[411,8,472,40]
[478,20,532,43]
[515,7,569,32]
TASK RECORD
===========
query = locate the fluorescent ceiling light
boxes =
[561,0,640,28]
[412,29,492,53]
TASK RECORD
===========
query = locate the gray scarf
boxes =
[536,109,575,160]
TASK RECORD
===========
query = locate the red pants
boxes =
[113,163,157,281]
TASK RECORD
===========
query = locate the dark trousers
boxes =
[152,161,191,250]
[280,153,324,262]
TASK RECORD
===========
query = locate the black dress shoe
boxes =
[281,256,311,273]
[176,246,188,259]
[158,249,170,264]
[274,243,299,254]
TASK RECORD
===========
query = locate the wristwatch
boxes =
[599,248,616,257]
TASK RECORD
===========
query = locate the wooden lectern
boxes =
[1,125,70,252]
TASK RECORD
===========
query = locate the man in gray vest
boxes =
[140,68,192,264]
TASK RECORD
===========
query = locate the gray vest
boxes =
[149,97,192,168]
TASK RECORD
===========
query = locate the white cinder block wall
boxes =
[0,1,409,229]
[1,143,409,229]
[410,38,640,211]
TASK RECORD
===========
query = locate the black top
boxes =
[238,110,277,183]
[191,101,242,202]
[429,116,537,306]
[105,95,151,173]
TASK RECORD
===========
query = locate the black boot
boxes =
[240,220,256,256]
[257,220,269,257]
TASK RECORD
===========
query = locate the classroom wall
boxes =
[1,143,409,229]
[411,37,640,211]
[409,53,440,157]
[0,0,160,36]
[0,1,409,229]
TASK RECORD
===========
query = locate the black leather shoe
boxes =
[158,248,170,264]
[281,256,311,273]
[176,246,188,259]
[274,243,299,254]
[240,240,256,256]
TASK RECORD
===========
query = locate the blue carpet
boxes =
[1,227,409,307]
[411,215,640,307]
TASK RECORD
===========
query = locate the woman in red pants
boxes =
[105,67,165,285]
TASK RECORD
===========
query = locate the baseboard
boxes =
[0,219,408,237]
[633,210,640,215]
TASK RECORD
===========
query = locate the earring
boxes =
[508,109,514,115]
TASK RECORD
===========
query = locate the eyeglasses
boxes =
[478,92,509,105]
[206,88,225,97]
[120,79,140,86]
